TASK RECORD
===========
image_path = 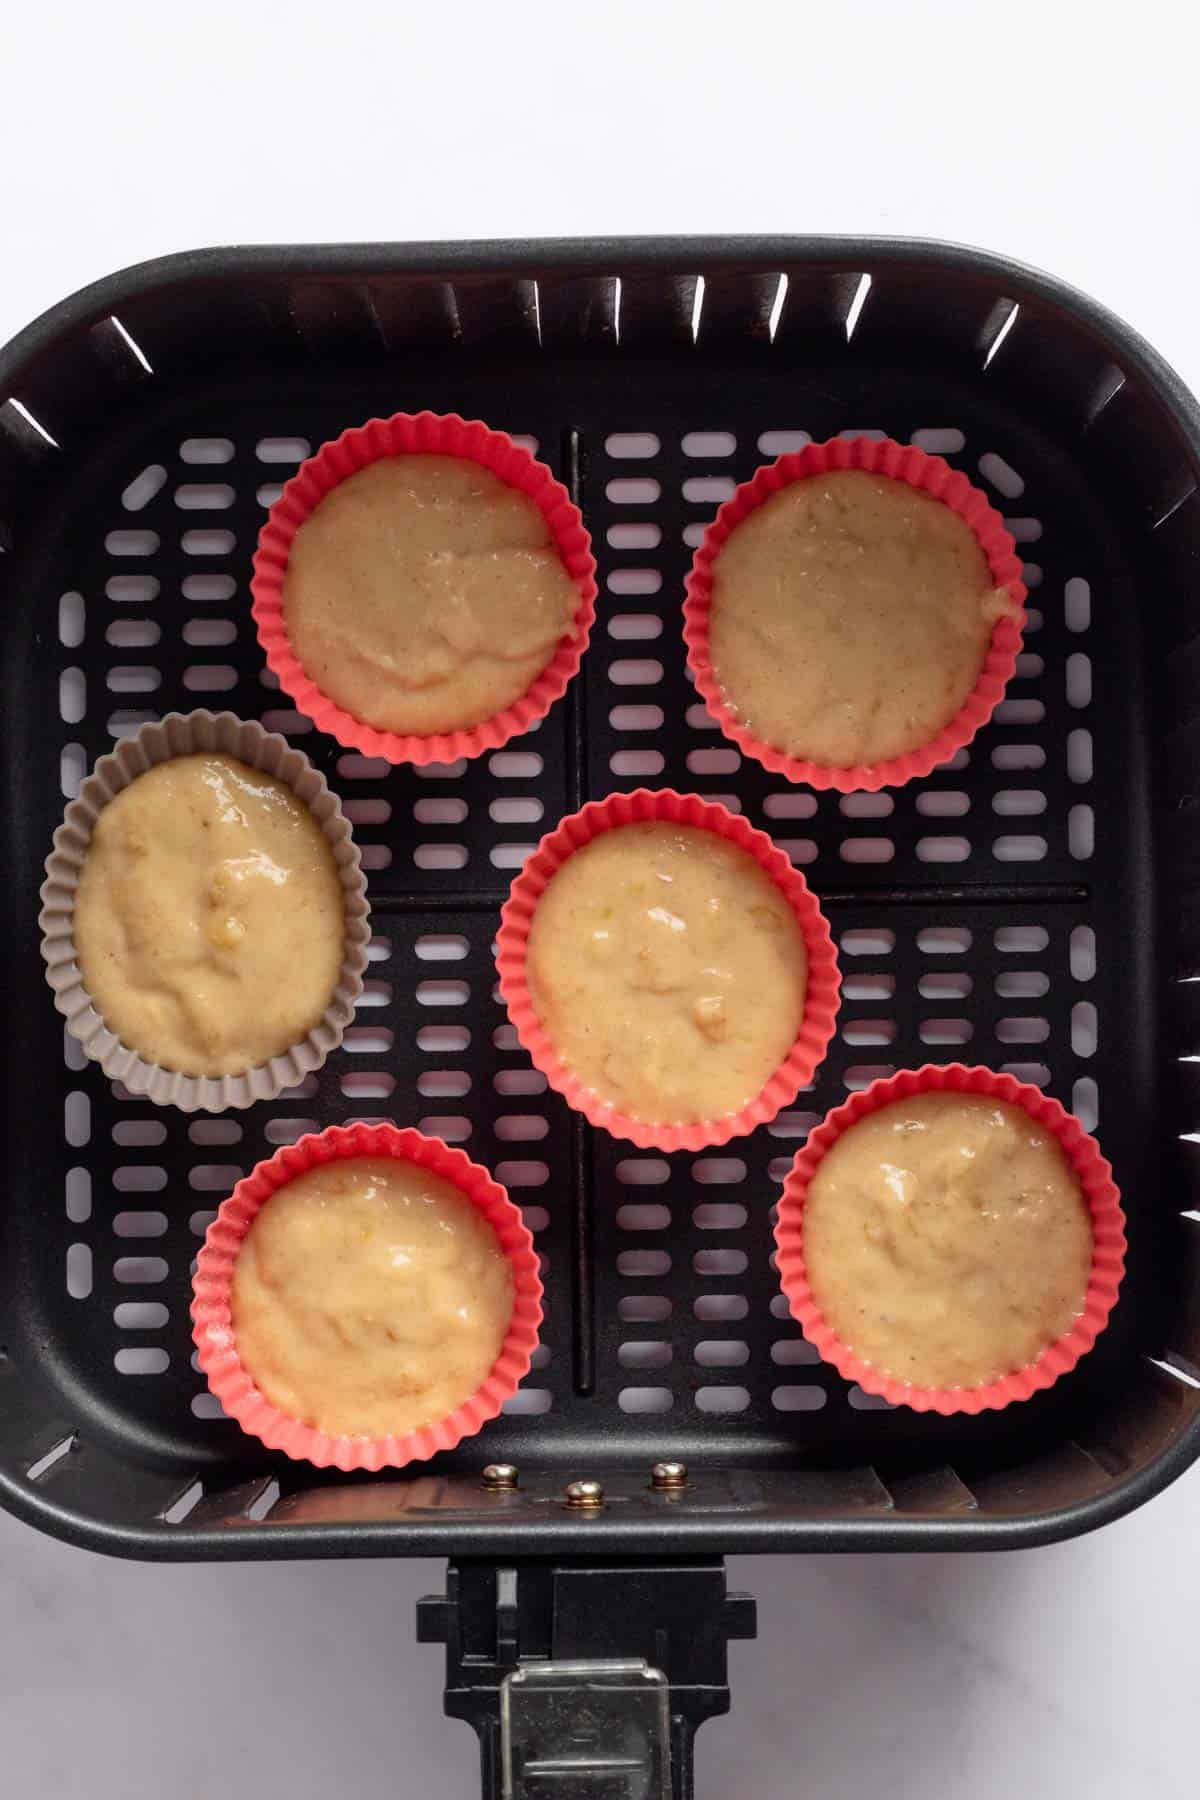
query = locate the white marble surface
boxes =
[3,1475,1199,1800]
[3,4,1199,1795]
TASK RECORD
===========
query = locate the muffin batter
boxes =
[708,470,1019,766]
[75,753,344,1077]
[525,822,808,1124]
[803,1092,1093,1389]
[283,454,578,734]
[231,1156,514,1437]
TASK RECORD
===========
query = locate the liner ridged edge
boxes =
[682,436,1028,793]
[773,1063,1127,1414]
[495,788,841,1151]
[190,1122,544,1470]
[250,410,598,766]
[38,709,371,1113]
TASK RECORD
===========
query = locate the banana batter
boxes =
[525,821,808,1125]
[75,753,344,1076]
[283,454,578,733]
[708,470,1018,766]
[803,1091,1093,1389]
[231,1156,514,1437]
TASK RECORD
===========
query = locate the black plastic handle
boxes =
[418,1558,756,1799]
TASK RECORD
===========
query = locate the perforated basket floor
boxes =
[24,367,1139,1463]
[3,240,1199,1555]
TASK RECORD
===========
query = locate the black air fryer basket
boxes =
[3,238,1199,1798]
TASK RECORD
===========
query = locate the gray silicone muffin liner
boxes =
[38,710,371,1112]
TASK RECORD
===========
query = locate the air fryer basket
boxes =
[6,234,1200,1796]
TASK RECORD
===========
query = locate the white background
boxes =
[2,4,1198,1796]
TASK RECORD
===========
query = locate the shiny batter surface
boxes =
[231,1156,515,1437]
[525,821,808,1124]
[804,1092,1093,1389]
[283,454,578,734]
[708,470,1018,766]
[74,753,343,1076]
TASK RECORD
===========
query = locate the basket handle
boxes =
[418,1558,756,1799]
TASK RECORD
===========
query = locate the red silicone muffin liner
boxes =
[496,788,841,1151]
[191,1122,544,1470]
[774,1064,1126,1414]
[683,436,1027,792]
[251,411,598,765]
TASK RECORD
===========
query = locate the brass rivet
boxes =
[650,1460,688,1490]
[481,1462,519,1491]
[564,1478,605,1509]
